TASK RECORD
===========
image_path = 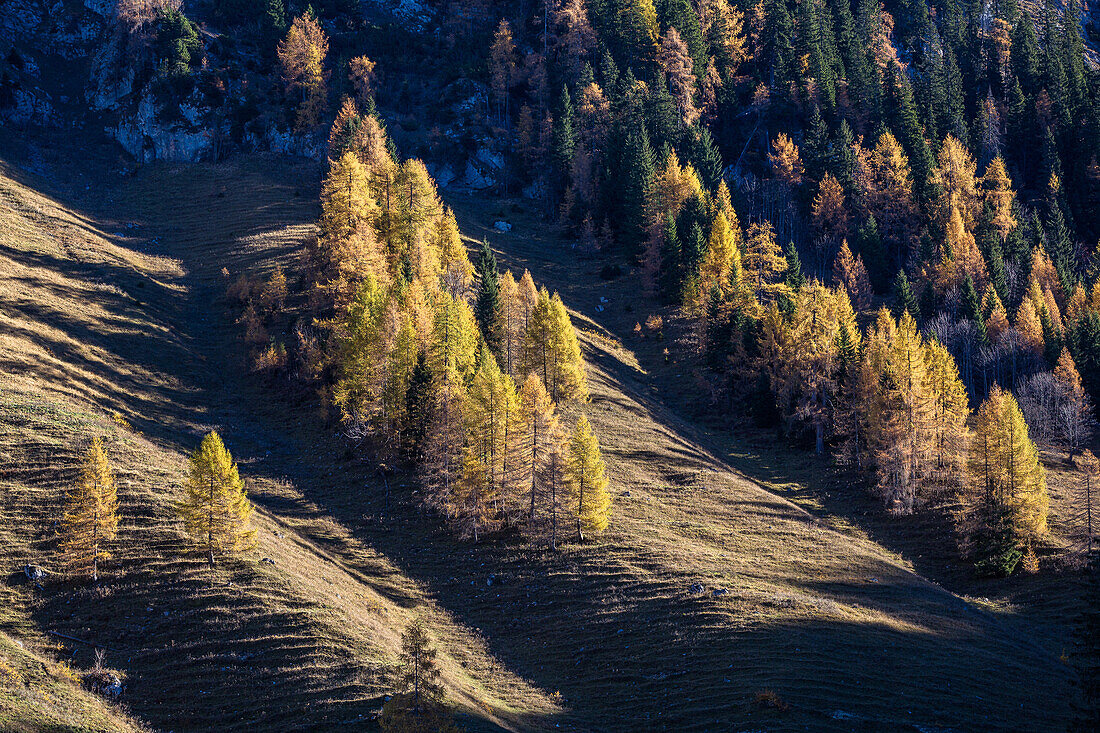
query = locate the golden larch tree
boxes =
[1030,246,1064,307]
[983,286,1009,342]
[934,134,980,227]
[860,310,937,513]
[277,13,329,130]
[523,289,587,402]
[697,210,737,302]
[347,55,376,107]
[981,156,1017,241]
[178,431,256,566]
[812,173,848,242]
[498,270,522,376]
[489,19,517,123]
[770,133,804,185]
[960,385,1048,571]
[58,437,120,581]
[930,205,987,292]
[656,28,699,127]
[1077,450,1098,556]
[832,240,872,309]
[1066,285,1088,328]
[856,131,916,254]
[698,0,748,71]
[1015,297,1046,354]
[924,338,971,495]
[517,373,559,526]
[742,221,788,299]
[568,414,611,540]
[456,351,517,541]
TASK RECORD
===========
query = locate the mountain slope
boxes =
[0,131,1080,731]
[0,138,560,732]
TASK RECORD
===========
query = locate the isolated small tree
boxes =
[178,431,256,566]
[58,437,120,581]
[568,414,611,540]
[380,618,458,732]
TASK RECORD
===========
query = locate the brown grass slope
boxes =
[0,132,1080,731]
[443,193,1083,732]
[0,140,559,732]
[0,585,148,733]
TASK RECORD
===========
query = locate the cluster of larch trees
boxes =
[289,98,612,545]
[637,123,1100,573]
[57,432,255,581]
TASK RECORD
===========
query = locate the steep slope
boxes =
[0,130,1080,732]
[0,138,560,731]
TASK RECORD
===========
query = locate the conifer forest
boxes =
[2,0,1100,729]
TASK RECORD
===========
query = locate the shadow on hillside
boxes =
[1,146,1078,732]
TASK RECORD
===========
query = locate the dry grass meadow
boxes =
[0,129,1088,731]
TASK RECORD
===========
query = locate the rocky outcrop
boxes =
[108,93,215,163]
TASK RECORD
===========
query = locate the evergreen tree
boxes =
[687,126,723,191]
[474,240,503,354]
[404,351,433,457]
[263,0,287,45]
[830,119,858,194]
[658,0,706,74]
[552,85,576,182]
[1046,202,1075,291]
[832,0,878,120]
[784,241,805,290]
[568,414,611,540]
[58,437,120,581]
[891,270,920,321]
[616,0,660,70]
[763,0,796,90]
[961,275,988,344]
[659,213,683,303]
[885,61,937,209]
[178,432,256,566]
[854,216,888,292]
[616,122,655,254]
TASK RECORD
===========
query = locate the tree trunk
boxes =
[550,459,557,550]
[577,475,585,542]
[208,474,215,567]
[92,498,99,583]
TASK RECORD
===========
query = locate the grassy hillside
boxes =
[0,139,559,732]
[0,584,148,733]
[0,130,1083,731]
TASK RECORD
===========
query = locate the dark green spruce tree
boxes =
[474,239,503,353]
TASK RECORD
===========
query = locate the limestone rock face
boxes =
[109,93,214,163]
